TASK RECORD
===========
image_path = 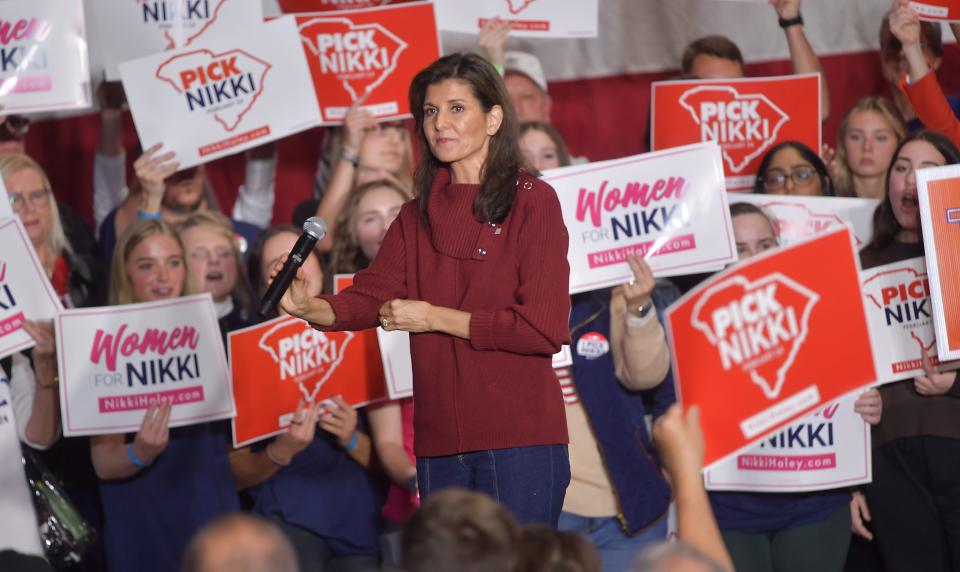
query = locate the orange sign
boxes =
[666,227,876,468]
[294,1,441,123]
[228,311,388,447]
[917,168,960,361]
[651,74,821,192]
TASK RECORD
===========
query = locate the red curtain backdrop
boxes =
[27,46,960,231]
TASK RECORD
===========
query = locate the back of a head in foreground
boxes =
[182,513,298,572]
[513,524,601,572]
[632,542,728,572]
[400,488,519,572]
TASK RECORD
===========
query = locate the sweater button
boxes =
[478,248,487,256]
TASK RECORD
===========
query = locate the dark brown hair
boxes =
[513,524,602,572]
[409,52,522,225]
[519,121,572,171]
[864,130,960,253]
[880,13,943,61]
[400,489,518,572]
[753,141,834,196]
[681,36,744,76]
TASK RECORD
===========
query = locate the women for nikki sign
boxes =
[0,0,91,114]
[56,294,234,436]
[705,393,871,492]
[0,217,63,359]
[543,142,737,294]
[666,227,877,468]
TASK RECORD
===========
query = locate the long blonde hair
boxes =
[110,219,191,305]
[834,97,907,197]
[0,154,71,258]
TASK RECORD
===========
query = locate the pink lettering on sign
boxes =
[0,75,52,94]
[576,178,687,228]
[0,311,25,338]
[0,18,51,46]
[737,453,836,471]
[587,234,696,268]
[89,324,201,372]
[98,386,205,413]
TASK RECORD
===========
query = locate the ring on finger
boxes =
[380,317,389,328]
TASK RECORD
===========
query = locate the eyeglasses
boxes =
[8,188,49,211]
[760,165,818,189]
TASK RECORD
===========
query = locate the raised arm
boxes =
[229,400,321,490]
[90,401,171,480]
[610,256,670,391]
[93,81,129,230]
[773,0,830,121]
[14,321,60,449]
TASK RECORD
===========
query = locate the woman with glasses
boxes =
[753,141,834,196]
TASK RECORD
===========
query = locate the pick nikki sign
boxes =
[651,74,821,192]
[917,165,960,361]
[908,1,960,21]
[434,0,599,38]
[732,194,879,247]
[229,315,388,448]
[295,1,441,123]
[666,227,876,468]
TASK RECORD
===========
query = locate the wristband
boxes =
[340,150,359,168]
[264,443,291,467]
[778,14,803,28]
[137,210,162,220]
[127,443,151,469]
[344,431,359,452]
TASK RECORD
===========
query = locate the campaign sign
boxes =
[279,0,415,12]
[651,74,821,192]
[908,1,960,21]
[0,176,11,218]
[120,15,321,169]
[704,393,871,492]
[543,142,737,294]
[0,217,62,359]
[295,1,441,123]
[666,227,876,468]
[57,294,234,437]
[93,0,264,81]
[228,313,388,447]
[434,0,598,38]
[917,165,960,361]
[731,194,879,247]
[860,256,957,382]
[0,0,90,114]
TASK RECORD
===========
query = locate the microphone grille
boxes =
[303,216,328,240]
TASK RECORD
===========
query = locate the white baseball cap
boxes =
[504,51,548,93]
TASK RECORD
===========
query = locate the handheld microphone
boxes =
[258,217,327,317]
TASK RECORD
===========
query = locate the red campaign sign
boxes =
[666,227,876,468]
[651,74,821,192]
[294,1,441,123]
[279,0,415,13]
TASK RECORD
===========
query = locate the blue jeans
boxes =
[417,444,570,526]
[558,512,668,572]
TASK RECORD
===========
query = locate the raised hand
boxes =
[268,399,322,464]
[319,395,359,448]
[131,401,172,465]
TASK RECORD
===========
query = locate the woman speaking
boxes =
[275,53,572,525]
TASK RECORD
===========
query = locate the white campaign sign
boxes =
[56,293,235,436]
[0,217,62,359]
[434,0,598,37]
[704,393,871,492]
[543,142,737,294]
[120,15,321,169]
[732,194,879,247]
[0,0,91,114]
[93,0,263,81]
[376,327,572,399]
[861,256,958,382]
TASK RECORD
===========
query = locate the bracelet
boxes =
[778,14,803,28]
[264,442,291,467]
[340,150,359,167]
[127,443,151,469]
[344,431,359,452]
[37,375,59,389]
[137,210,162,220]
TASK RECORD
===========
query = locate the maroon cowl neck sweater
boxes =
[318,168,571,456]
